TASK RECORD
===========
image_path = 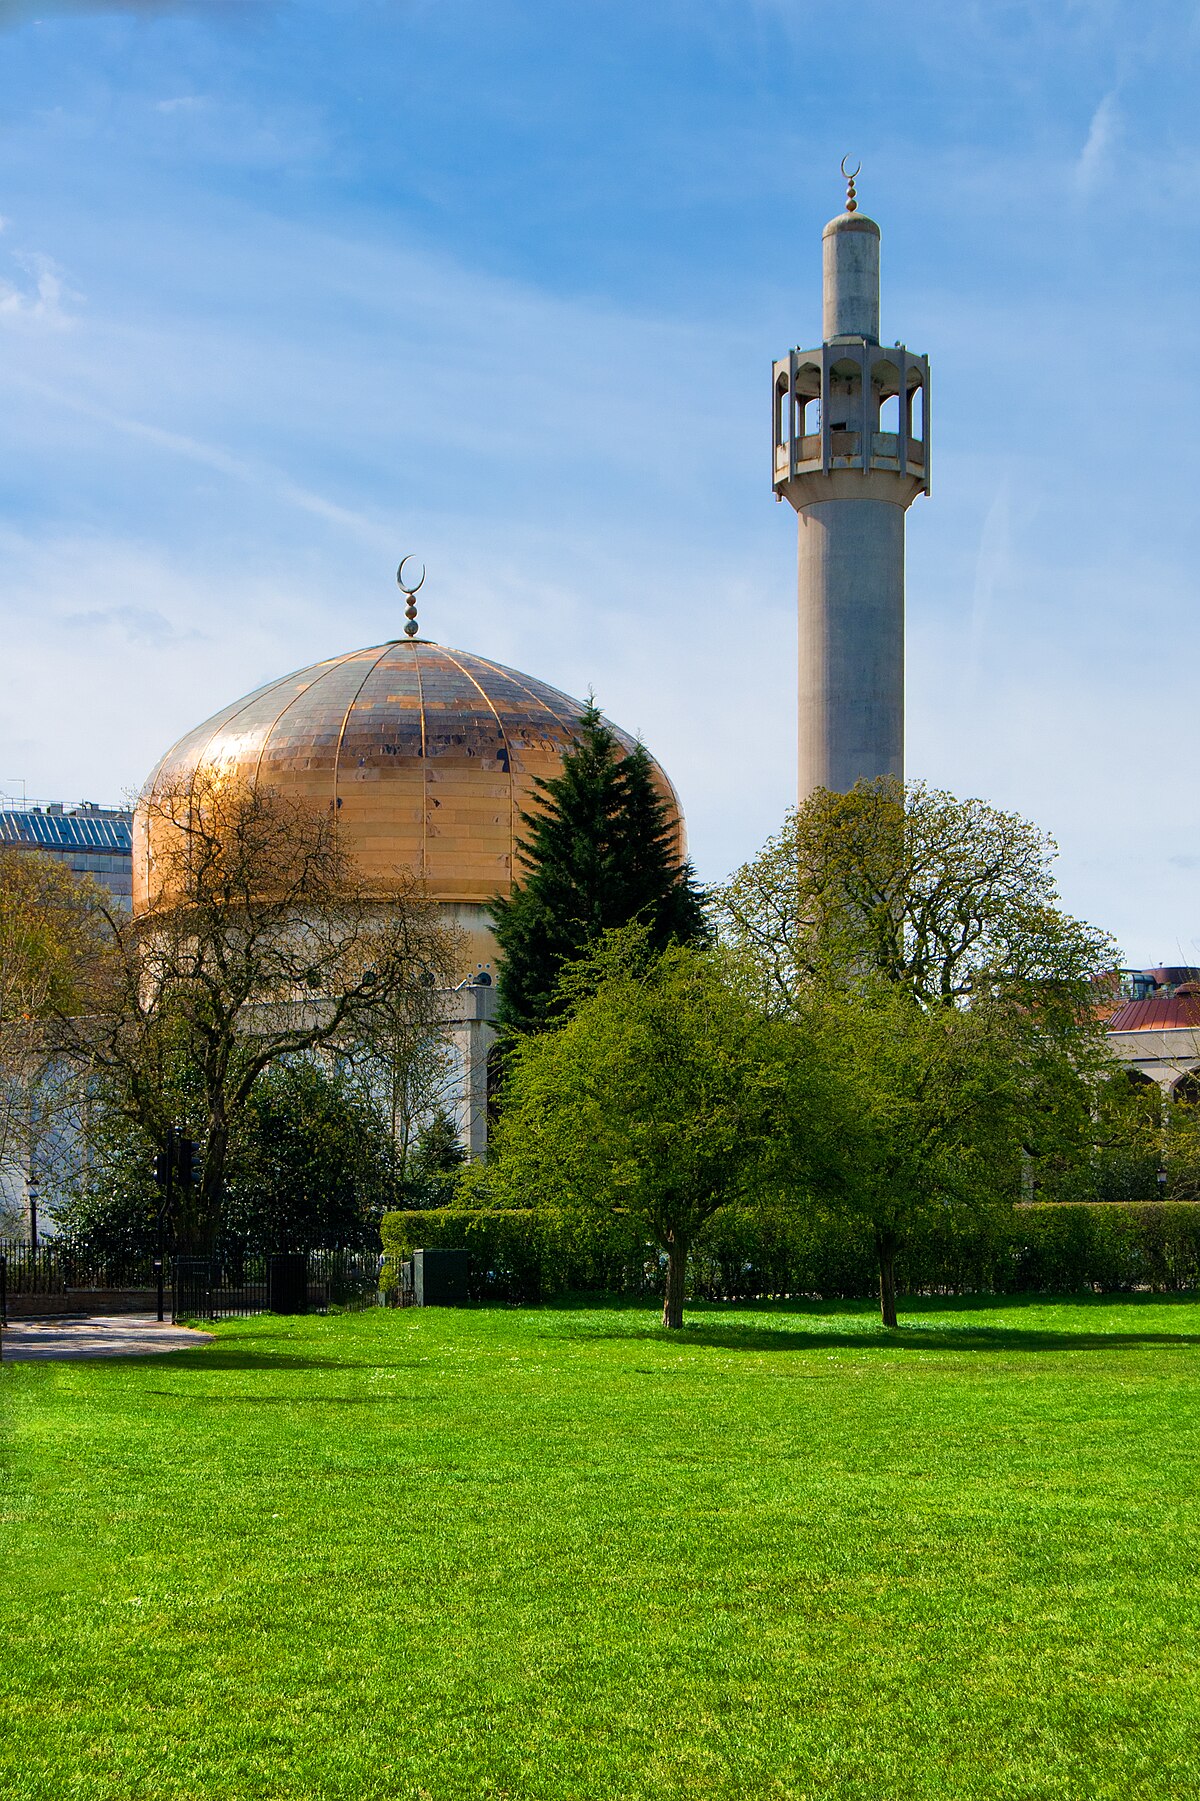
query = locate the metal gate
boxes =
[171,1249,379,1321]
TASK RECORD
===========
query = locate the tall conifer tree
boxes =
[492,703,705,1036]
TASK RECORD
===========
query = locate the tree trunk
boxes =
[662,1231,688,1329]
[875,1227,898,1328]
[185,1120,227,1255]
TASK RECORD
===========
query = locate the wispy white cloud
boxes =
[0,526,323,802]
[6,369,390,539]
[964,478,1012,692]
[1075,91,1120,193]
[61,603,201,647]
[0,250,76,326]
[0,0,1198,961]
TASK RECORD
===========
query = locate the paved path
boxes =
[1,1314,214,1362]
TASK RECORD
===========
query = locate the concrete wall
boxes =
[1106,1027,1200,1091]
[4,1290,159,1318]
[445,979,498,1161]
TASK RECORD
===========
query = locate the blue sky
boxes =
[0,0,1197,963]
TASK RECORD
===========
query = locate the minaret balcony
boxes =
[772,343,930,498]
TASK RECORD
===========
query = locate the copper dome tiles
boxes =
[136,640,683,910]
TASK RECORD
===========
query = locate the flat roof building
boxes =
[0,801,133,909]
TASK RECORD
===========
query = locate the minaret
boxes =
[772,166,929,801]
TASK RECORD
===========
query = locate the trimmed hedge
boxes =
[381,1201,1200,1302]
[381,1207,654,1302]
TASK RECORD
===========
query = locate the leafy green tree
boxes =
[403,1104,467,1209]
[714,778,1117,1238]
[59,1055,400,1255]
[1041,1068,1162,1203]
[1166,1083,1200,1200]
[784,980,1099,1326]
[224,1060,400,1250]
[494,931,792,1328]
[713,777,1116,1017]
[1052,1069,1200,1205]
[492,703,705,1038]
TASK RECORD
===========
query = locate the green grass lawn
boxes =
[4,1295,1200,1800]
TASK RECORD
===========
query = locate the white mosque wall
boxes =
[1106,1028,1200,1094]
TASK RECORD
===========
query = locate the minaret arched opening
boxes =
[909,379,926,456]
[795,362,821,448]
[775,372,790,453]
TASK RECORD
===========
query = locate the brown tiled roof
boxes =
[1107,994,1200,1033]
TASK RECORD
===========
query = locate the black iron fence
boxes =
[0,1236,156,1296]
[0,1236,381,1324]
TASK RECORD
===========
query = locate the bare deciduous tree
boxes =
[0,847,102,1232]
[58,774,455,1249]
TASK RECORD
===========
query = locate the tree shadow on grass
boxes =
[644,1322,1200,1355]
[145,1385,417,1403]
[547,1292,1200,1356]
[159,1347,424,1372]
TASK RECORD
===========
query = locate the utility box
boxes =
[268,1253,309,1314]
[412,1247,470,1307]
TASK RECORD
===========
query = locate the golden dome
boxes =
[133,638,684,915]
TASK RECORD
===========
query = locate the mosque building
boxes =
[134,164,932,1161]
[1104,969,1200,1097]
[128,170,1195,1160]
[134,595,685,1156]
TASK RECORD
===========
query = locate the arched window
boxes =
[871,360,900,436]
[794,363,821,445]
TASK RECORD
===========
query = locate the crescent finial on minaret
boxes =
[841,155,861,214]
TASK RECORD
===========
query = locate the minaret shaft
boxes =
[797,498,904,794]
[823,215,880,342]
[773,189,929,804]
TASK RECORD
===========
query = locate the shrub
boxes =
[380,1207,657,1302]
[381,1201,1200,1302]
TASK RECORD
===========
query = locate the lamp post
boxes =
[27,1166,39,1253]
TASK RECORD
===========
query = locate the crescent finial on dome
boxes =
[397,556,426,638]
